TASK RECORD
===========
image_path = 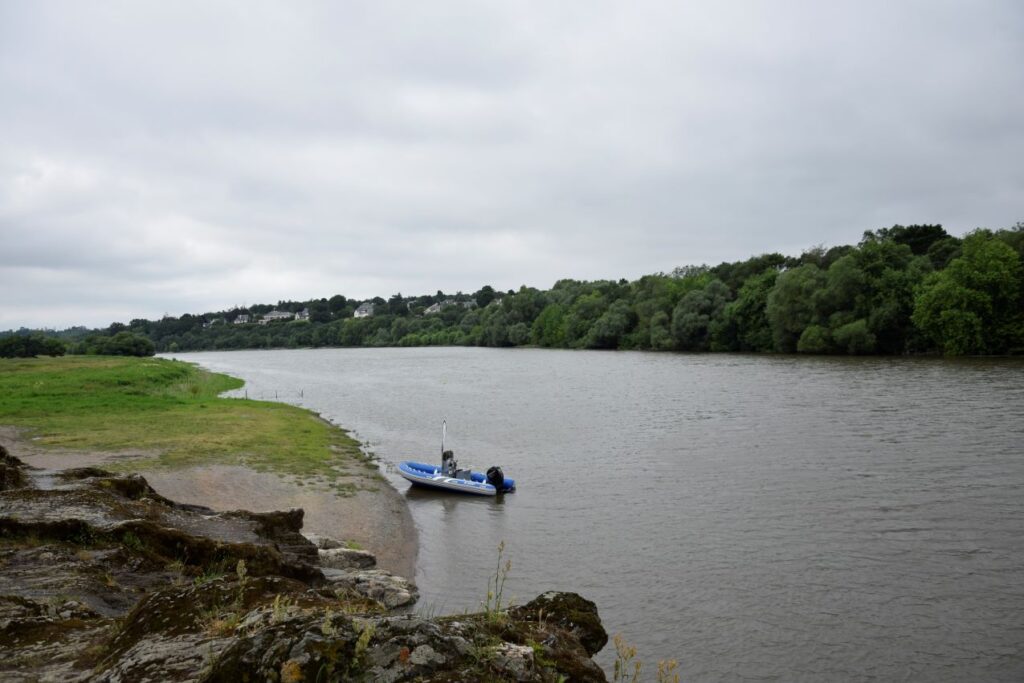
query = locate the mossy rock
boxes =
[509,592,608,655]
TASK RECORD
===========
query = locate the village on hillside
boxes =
[208,293,488,328]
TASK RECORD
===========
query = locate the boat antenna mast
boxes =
[440,418,455,476]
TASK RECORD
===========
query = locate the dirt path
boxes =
[0,426,417,578]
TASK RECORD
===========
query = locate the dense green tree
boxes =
[507,322,530,346]
[711,253,786,292]
[479,308,511,347]
[386,293,409,316]
[712,269,777,351]
[0,335,67,358]
[545,279,585,308]
[816,254,867,317]
[926,236,962,269]
[912,231,1022,354]
[390,317,412,341]
[75,332,155,356]
[995,223,1024,260]
[503,286,546,327]
[367,327,392,346]
[562,291,607,347]
[585,300,636,349]
[128,318,152,334]
[766,264,827,352]
[806,240,928,354]
[531,304,567,347]
[459,309,481,333]
[337,318,372,346]
[912,279,987,355]
[439,304,467,327]
[862,224,949,256]
[671,280,730,351]
[474,285,497,309]
[328,295,348,313]
[865,254,932,353]
[623,274,694,349]
[832,319,876,354]
[796,324,831,353]
[647,311,675,351]
[307,300,331,323]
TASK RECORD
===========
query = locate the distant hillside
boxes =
[6,224,1023,357]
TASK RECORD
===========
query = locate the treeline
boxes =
[0,330,155,358]
[0,334,67,358]
[71,331,156,357]
[5,224,1023,357]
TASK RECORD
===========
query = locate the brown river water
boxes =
[171,347,1024,681]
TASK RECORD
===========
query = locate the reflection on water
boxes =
[404,485,509,508]
[173,347,1024,681]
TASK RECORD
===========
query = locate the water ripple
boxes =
[174,348,1024,682]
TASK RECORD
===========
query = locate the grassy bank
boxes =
[0,356,377,487]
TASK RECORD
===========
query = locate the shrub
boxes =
[832,319,877,354]
[74,332,156,357]
[796,324,831,354]
[0,334,67,358]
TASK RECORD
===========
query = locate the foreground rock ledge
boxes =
[0,446,608,682]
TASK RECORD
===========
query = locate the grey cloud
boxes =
[1,0,1022,329]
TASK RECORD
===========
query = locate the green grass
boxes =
[0,356,375,482]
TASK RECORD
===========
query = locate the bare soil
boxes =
[0,426,416,578]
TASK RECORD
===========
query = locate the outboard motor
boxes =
[442,450,456,477]
[486,466,505,491]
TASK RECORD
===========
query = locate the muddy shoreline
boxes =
[0,445,608,681]
[0,426,417,580]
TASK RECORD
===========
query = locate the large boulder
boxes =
[322,568,418,610]
[510,591,609,656]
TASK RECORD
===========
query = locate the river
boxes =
[170,347,1024,681]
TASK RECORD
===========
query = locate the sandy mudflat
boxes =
[1,427,417,578]
[144,465,416,577]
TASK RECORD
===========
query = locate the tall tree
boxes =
[766,264,827,352]
[531,304,567,348]
[912,231,1022,354]
[712,269,778,352]
[671,280,730,351]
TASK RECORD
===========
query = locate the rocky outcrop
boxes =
[0,447,608,681]
[303,532,345,550]
[319,547,378,570]
[201,591,608,682]
[322,568,418,610]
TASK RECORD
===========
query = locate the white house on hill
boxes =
[260,310,294,324]
[354,302,375,318]
[425,299,477,315]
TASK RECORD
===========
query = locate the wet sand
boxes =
[1,427,417,579]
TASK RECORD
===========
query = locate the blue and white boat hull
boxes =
[397,461,516,496]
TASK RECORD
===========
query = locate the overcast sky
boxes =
[2,1,1022,329]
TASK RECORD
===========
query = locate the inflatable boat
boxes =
[399,420,516,496]
[398,461,516,496]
